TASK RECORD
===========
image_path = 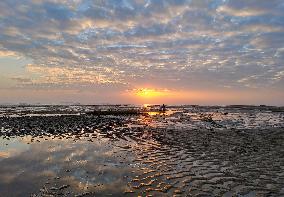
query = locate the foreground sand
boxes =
[0,105,283,196]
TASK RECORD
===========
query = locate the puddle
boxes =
[0,105,283,196]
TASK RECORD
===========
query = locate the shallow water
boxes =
[0,105,283,196]
[0,136,142,196]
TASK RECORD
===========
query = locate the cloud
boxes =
[14,64,126,88]
[0,50,18,57]
[0,0,283,93]
[10,76,32,84]
[217,5,267,17]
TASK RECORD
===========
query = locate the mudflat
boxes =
[0,105,283,196]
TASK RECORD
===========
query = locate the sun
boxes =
[135,88,168,98]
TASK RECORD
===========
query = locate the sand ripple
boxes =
[0,105,283,196]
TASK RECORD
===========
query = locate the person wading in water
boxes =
[160,104,166,112]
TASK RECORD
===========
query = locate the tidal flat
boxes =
[0,105,283,197]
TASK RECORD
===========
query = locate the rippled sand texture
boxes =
[0,105,283,196]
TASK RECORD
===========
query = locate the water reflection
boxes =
[0,105,283,196]
[0,137,30,161]
[0,136,140,196]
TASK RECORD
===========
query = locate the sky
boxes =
[0,0,284,105]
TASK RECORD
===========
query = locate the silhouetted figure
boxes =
[160,104,166,112]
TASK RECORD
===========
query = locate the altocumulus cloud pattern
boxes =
[0,0,284,93]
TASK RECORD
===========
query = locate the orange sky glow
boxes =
[0,0,284,105]
[123,87,284,105]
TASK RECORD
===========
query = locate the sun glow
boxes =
[134,88,169,98]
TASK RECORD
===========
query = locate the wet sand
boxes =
[0,105,283,196]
